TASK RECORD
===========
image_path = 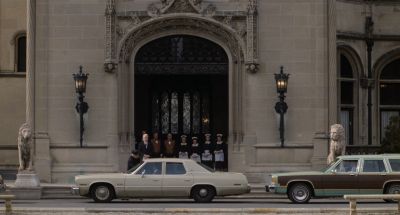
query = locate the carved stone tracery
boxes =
[104,0,259,73]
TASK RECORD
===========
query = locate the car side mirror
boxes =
[141,170,146,178]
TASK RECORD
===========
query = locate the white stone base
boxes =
[10,187,42,199]
[15,173,40,188]
[10,173,42,199]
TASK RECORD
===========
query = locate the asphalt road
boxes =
[6,198,398,209]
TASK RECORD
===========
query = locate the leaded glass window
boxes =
[192,92,200,134]
[152,91,210,135]
[338,53,356,145]
[171,92,179,134]
[183,92,191,134]
[161,92,169,134]
[380,58,400,143]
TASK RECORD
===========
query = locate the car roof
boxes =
[338,154,400,159]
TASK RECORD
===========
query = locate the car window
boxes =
[362,160,386,173]
[166,162,186,175]
[333,160,359,173]
[389,159,400,172]
[136,162,162,175]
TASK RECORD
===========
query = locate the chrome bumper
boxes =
[266,184,276,192]
[71,187,80,195]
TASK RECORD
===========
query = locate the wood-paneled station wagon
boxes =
[267,154,400,203]
[73,158,250,203]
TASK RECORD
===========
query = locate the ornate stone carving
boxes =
[104,0,117,73]
[327,124,346,165]
[107,0,259,73]
[246,0,259,73]
[18,123,33,172]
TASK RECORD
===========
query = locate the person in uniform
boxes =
[127,149,141,171]
[138,133,152,161]
[201,133,213,168]
[163,133,176,158]
[178,135,189,159]
[190,136,201,163]
[214,133,225,171]
[151,132,162,158]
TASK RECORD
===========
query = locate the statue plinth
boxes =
[10,172,42,199]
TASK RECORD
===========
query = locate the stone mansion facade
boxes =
[0,0,400,183]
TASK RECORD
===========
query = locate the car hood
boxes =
[272,171,323,177]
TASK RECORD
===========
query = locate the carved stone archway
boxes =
[106,0,259,168]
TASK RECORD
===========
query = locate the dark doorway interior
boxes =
[134,35,229,169]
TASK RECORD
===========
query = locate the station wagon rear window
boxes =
[389,159,400,172]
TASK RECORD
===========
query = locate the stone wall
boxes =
[0,0,27,168]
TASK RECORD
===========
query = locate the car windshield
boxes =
[196,162,215,173]
[322,159,339,173]
[127,162,143,174]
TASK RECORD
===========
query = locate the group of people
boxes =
[127,132,226,171]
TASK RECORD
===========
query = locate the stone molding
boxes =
[104,0,259,73]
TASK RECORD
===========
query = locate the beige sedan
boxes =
[73,158,250,203]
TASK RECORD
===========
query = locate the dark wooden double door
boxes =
[134,75,228,142]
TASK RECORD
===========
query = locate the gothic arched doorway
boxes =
[134,35,229,169]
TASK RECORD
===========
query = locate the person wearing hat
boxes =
[178,135,189,159]
[163,133,176,158]
[214,133,225,171]
[127,149,141,171]
[201,133,213,168]
[190,136,201,163]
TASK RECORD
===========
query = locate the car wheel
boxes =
[384,184,400,203]
[192,186,215,203]
[91,184,114,203]
[288,183,312,204]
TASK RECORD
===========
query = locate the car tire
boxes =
[91,184,114,203]
[384,183,400,203]
[192,186,215,203]
[288,183,312,204]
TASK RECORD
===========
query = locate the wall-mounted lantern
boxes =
[274,66,289,147]
[73,66,89,148]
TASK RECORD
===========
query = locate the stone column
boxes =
[312,0,336,169]
[11,0,42,200]
[26,0,35,128]
[327,0,337,125]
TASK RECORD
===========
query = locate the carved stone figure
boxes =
[18,123,33,171]
[327,124,346,165]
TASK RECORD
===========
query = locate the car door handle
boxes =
[350,173,357,176]
[184,179,191,182]
[152,179,160,182]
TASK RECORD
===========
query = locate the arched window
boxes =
[15,34,26,72]
[338,51,358,145]
[379,58,400,142]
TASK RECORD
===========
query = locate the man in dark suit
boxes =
[138,133,152,161]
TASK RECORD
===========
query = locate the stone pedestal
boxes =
[11,173,42,199]
[311,132,330,170]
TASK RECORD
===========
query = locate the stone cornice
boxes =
[337,31,400,41]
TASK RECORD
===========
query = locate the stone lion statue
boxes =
[18,123,33,171]
[327,124,346,165]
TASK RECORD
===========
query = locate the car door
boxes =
[321,159,360,196]
[162,162,194,197]
[357,159,388,194]
[124,161,163,197]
